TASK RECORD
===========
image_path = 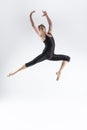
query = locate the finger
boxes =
[32,10,35,14]
[30,10,35,15]
[42,10,46,13]
[33,10,35,13]
[42,10,46,14]
[42,14,45,17]
[42,10,46,12]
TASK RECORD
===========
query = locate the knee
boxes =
[25,63,29,67]
[67,56,71,62]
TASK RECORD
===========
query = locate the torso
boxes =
[40,33,52,42]
[40,32,55,53]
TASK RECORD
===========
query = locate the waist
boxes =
[43,46,55,53]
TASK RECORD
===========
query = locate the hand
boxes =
[30,10,36,16]
[42,10,47,17]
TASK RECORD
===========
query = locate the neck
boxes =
[40,32,46,37]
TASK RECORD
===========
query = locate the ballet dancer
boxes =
[7,10,70,80]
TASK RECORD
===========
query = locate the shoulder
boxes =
[46,32,53,37]
[39,34,46,42]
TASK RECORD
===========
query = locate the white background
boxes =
[0,0,87,130]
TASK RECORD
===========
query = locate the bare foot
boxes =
[7,72,16,77]
[56,71,61,81]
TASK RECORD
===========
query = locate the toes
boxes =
[7,73,12,77]
[7,74,9,77]
[56,77,59,81]
[56,72,58,75]
[56,71,61,81]
[7,74,10,77]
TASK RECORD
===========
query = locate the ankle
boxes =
[58,70,61,73]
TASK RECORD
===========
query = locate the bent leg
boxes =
[49,54,70,80]
[56,60,68,80]
[49,54,70,62]
[25,53,47,67]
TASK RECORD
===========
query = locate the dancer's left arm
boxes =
[42,11,52,33]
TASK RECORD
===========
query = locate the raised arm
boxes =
[42,11,52,33]
[29,11,39,35]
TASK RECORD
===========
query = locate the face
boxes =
[38,26,46,34]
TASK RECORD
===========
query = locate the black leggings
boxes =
[25,51,70,67]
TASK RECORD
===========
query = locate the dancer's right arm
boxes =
[30,11,39,36]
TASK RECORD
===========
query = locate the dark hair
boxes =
[38,24,46,29]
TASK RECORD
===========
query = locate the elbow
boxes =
[49,22,52,28]
[49,21,52,26]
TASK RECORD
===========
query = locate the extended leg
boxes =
[25,53,47,67]
[50,54,70,80]
[7,53,47,77]
[7,64,26,77]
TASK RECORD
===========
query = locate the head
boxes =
[38,24,46,34]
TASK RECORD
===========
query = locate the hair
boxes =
[38,24,46,29]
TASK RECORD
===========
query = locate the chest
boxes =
[40,34,53,42]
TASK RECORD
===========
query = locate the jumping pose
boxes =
[7,11,70,80]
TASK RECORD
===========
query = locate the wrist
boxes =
[32,24,34,26]
[30,14,32,17]
[45,14,48,17]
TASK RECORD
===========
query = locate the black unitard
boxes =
[25,33,70,67]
